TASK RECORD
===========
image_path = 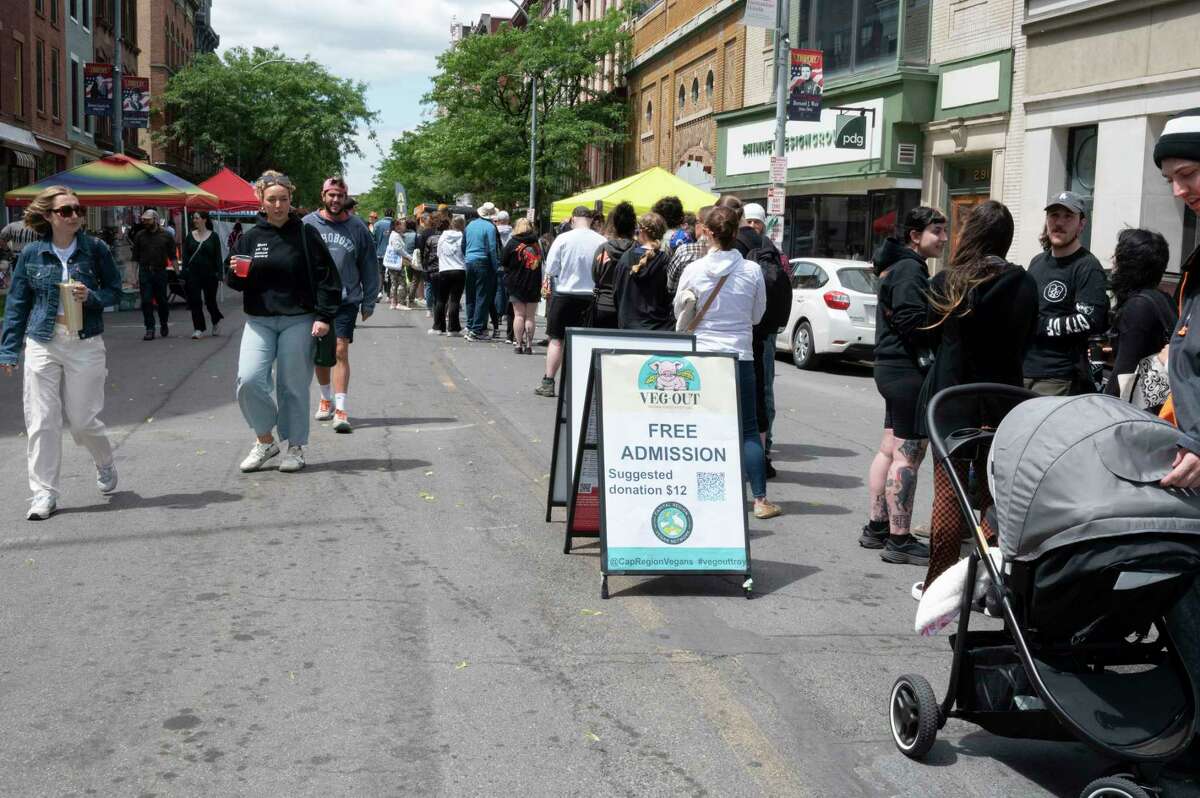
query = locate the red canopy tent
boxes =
[197,167,259,211]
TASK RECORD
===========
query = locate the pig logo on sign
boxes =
[649,361,689,391]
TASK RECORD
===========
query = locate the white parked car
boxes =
[777,258,879,369]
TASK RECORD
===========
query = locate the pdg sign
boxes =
[835,114,867,150]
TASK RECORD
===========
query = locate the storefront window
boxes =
[1066,124,1097,250]
[783,190,919,261]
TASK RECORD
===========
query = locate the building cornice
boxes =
[628,0,741,74]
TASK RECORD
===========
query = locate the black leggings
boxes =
[434,271,465,333]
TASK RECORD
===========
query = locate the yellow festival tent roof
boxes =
[550,167,719,223]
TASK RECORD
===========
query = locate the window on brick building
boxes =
[645,100,652,126]
[677,84,685,115]
[51,48,61,118]
[51,0,60,26]
[70,0,78,21]
[82,0,90,28]
[691,78,699,104]
[70,57,80,128]
[36,40,45,114]
[705,71,714,101]
[14,43,24,117]
[35,0,45,17]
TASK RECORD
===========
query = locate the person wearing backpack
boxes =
[1104,228,1175,413]
[733,203,792,478]
[590,201,636,329]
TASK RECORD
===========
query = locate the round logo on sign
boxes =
[651,502,693,545]
[1044,280,1067,302]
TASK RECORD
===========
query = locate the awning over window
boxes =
[0,122,44,159]
[12,151,37,170]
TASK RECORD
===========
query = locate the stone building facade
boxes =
[626,0,747,192]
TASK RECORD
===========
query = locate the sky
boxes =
[211,0,507,195]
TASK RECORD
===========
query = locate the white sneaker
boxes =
[27,492,56,520]
[239,441,280,472]
[427,328,439,335]
[314,399,334,421]
[279,445,305,473]
[191,330,203,340]
[96,462,118,494]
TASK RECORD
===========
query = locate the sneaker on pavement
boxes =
[96,462,118,494]
[332,410,353,433]
[464,330,479,342]
[881,535,930,566]
[314,399,334,421]
[191,330,203,340]
[427,328,439,336]
[534,377,556,397]
[859,523,888,549]
[27,491,56,520]
[753,499,783,519]
[239,441,280,472]
[279,445,306,473]
[143,329,155,341]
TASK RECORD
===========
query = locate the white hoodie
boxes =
[674,248,765,361]
[437,229,466,272]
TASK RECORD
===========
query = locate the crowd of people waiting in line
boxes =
[865,108,1200,607]
[5,107,1200,541]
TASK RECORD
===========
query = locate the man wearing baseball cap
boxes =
[131,209,177,341]
[302,176,379,433]
[1021,190,1107,396]
[535,205,604,397]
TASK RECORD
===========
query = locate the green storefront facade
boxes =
[715,69,937,261]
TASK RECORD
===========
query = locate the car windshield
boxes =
[838,268,878,295]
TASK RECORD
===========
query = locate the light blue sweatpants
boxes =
[236,314,316,446]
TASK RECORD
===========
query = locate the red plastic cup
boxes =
[232,255,251,278]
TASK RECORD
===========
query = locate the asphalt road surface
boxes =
[0,301,1197,797]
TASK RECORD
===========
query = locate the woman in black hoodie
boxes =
[590,201,637,329]
[916,200,1037,591]
[226,171,342,475]
[612,212,673,330]
[501,216,543,354]
[863,207,947,567]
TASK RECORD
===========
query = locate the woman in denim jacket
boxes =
[0,186,123,520]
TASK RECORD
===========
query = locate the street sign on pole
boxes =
[742,0,778,29]
[769,156,787,185]
[767,187,786,217]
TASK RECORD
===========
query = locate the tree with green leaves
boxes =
[158,47,377,206]
[363,2,631,216]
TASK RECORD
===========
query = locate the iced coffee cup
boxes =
[58,281,84,332]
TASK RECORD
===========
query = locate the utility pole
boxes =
[529,74,538,223]
[768,0,791,249]
[112,0,124,154]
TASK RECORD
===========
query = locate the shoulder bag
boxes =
[677,275,728,333]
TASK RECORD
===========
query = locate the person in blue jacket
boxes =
[462,202,502,341]
[0,186,123,520]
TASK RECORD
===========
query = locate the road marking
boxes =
[393,423,476,434]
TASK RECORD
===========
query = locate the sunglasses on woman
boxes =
[51,205,85,218]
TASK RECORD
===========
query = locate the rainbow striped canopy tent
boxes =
[3,153,219,209]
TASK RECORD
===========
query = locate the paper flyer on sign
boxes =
[600,353,747,573]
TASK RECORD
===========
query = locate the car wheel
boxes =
[792,321,820,369]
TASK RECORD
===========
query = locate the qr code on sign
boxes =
[697,472,725,502]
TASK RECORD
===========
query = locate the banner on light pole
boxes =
[742,0,778,29]
[788,49,824,122]
[84,63,114,117]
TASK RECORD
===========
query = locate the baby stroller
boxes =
[888,384,1200,798]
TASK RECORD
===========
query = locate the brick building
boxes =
[26,0,71,178]
[136,0,198,180]
[626,0,747,193]
[0,2,40,211]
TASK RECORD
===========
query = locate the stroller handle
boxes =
[925,383,1038,463]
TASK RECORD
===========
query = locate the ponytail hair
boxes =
[632,212,666,273]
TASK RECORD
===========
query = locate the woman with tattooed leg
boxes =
[861,207,947,566]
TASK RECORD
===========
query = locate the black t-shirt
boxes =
[1022,247,1108,379]
[1104,288,1177,396]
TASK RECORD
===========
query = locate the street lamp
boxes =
[503,0,538,223]
[235,57,302,175]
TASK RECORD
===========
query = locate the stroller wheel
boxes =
[889,674,938,759]
[1079,776,1151,798]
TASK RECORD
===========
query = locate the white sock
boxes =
[335,393,347,412]
[319,383,333,402]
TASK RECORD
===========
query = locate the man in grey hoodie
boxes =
[302,176,379,434]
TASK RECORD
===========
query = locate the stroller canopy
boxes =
[990,394,1200,562]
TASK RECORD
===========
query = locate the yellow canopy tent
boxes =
[550,167,719,223]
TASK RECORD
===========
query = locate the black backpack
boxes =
[748,240,793,331]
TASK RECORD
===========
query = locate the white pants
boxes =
[23,327,113,498]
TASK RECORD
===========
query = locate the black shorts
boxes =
[875,363,926,440]
[333,302,359,343]
[546,293,592,339]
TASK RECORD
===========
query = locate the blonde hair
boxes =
[513,217,534,236]
[632,212,666,273]
[254,170,295,199]
[23,185,79,236]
